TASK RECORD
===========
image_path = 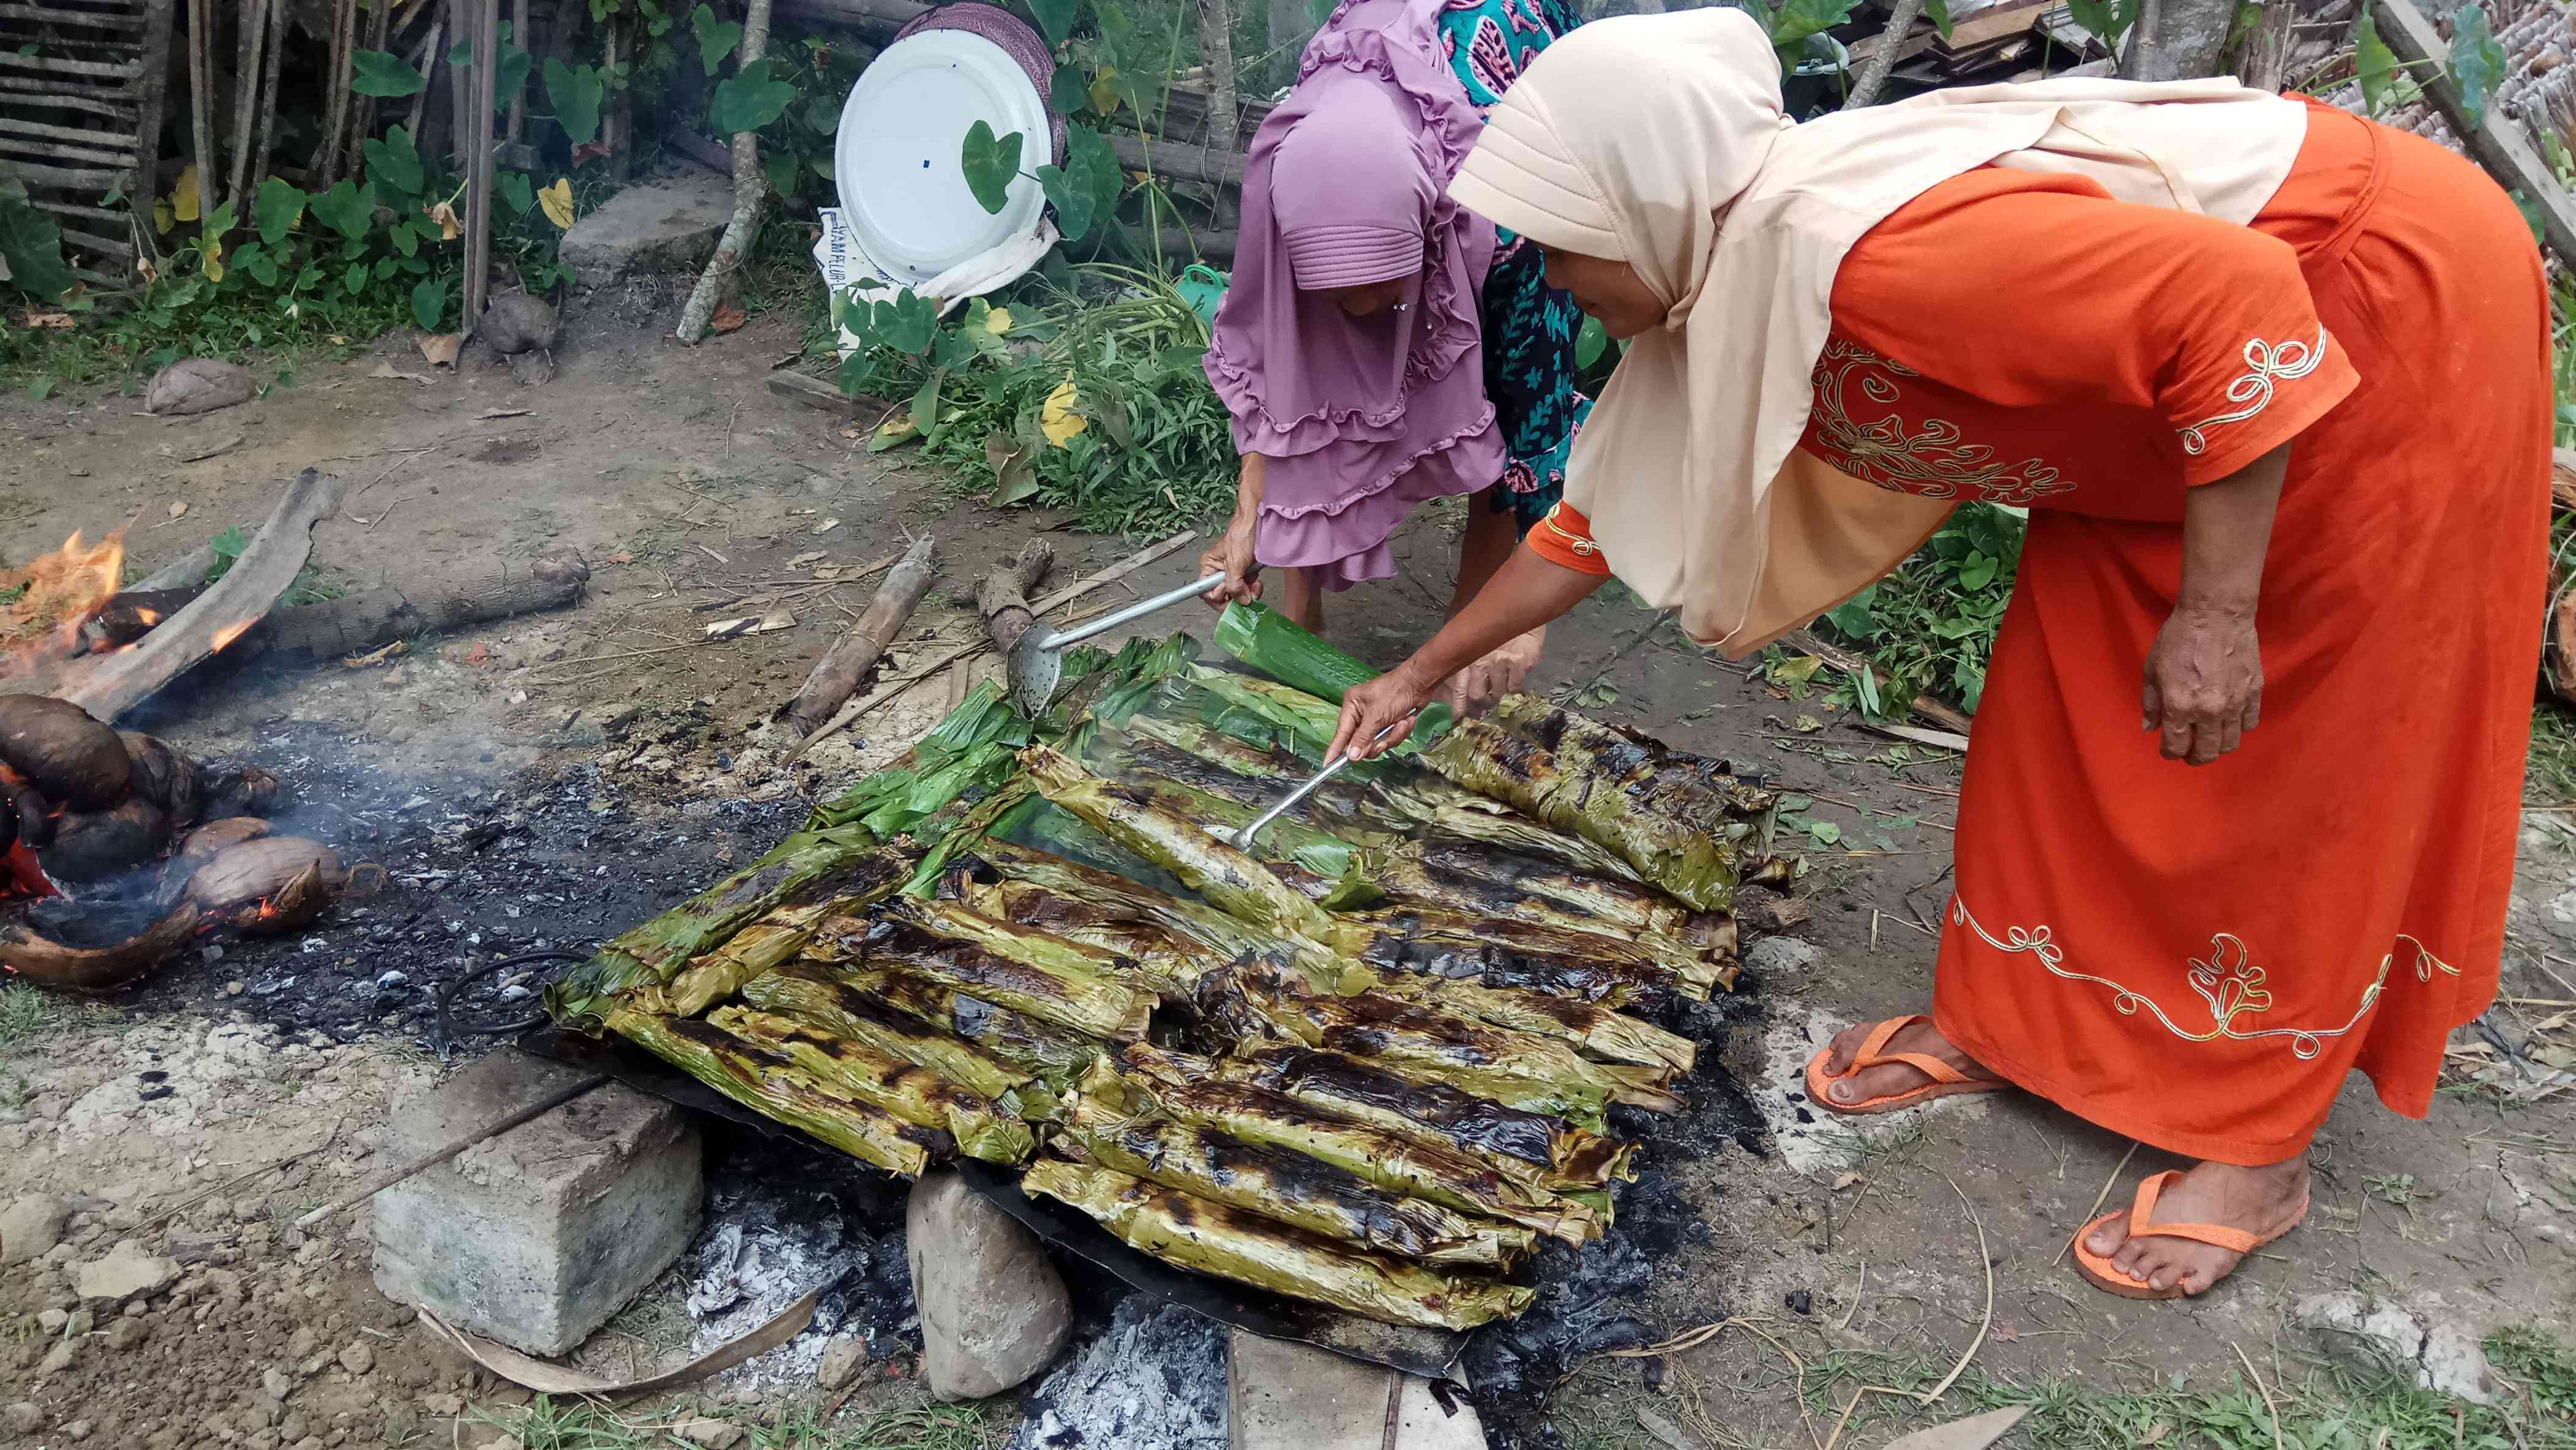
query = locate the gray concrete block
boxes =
[372,1051,700,1356]
[558,169,735,284]
[1227,1331,1481,1450]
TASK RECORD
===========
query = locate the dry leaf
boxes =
[342,640,406,668]
[603,550,635,565]
[424,200,462,242]
[710,304,747,334]
[21,310,72,330]
[1832,1172,1862,1192]
[812,517,841,534]
[1877,1407,2029,1450]
[419,332,463,369]
[171,164,201,224]
[1040,376,1087,447]
[369,361,435,385]
[539,177,577,229]
[839,424,866,440]
[167,500,189,519]
[477,407,531,419]
[984,306,1013,335]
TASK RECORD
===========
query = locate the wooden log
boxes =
[184,0,209,224]
[245,547,590,660]
[766,367,874,417]
[977,539,1054,656]
[1110,132,1245,189]
[58,469,339,723]
[463,0,499,326]
[774,0,924,38]
[0,6,152,32]
[224,0,267,210]
[2235,0,2297,91]
[785,533,938,735]
[2377,0,2576,271]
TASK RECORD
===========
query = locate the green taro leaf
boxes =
[0,179,72,302]
[343,260,371,295]
[1767,0,1862,44]
[362,125,425,198]
[961,119,1025,215]
[252,177,305,246]
[710,56,798,135]
[910,366,945,435]
[496,170,534,216]
[311,178,375,238]
[1028,0,1080,46]
[2450,2,2507,132]
[388,218,419,257]
[498,44,533,105]
[875,288,938,354]
[1923,0,1953,36]
[766,151,799,198]
[693,2,744,72]
[1036,162,1094,240]
[2354,4,2398,116]
[350,48,428,97]
[2067,0,2139,47]
[1050,61,1090,114]
[545,58,606,146]
[233,241,279,287]
[411,276,449,331]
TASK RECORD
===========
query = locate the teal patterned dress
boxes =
[1436,0,1592,532]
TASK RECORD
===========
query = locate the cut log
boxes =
[977,539,1054,656]
[55,468,339,722]
[786,534,938,735]
[244,546,590,660]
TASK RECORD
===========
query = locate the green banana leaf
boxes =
[810,903,1153,1042]
[738,964,1062,1121]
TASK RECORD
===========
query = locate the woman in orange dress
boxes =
[1330,9,2550,1297]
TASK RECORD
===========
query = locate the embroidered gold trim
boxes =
[1947,895,2458,1061]
[1538,508,1600,557]
[2177,327,2329,457]
[1806,339,2075,506]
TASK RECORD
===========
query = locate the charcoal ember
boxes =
[144,358,252,416]
[1462,1235,1654,1416]
[41,798,173,883]
[0,696,129,811]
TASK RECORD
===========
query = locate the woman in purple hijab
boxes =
[1199,0,1588,713]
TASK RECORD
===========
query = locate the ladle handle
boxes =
[1043,573,1228,651]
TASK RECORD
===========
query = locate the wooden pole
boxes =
[675,0,774,343]
[506,0,531,149]
[2376,0,2576,269]
[223,0,266,211]
[2117,0,2233,79]
[129,0,178,263]
[1842,0,1924,107]
[185,0,212,225]
[465,0,499,328]
[247,0,288,195]
[318,0,357,185]
[1195,0,1238,152]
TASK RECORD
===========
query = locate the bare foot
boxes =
[1816,1016,2003,1108]
[2081,1156,2310,1295]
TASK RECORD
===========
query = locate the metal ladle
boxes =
[1007,573,1226,715]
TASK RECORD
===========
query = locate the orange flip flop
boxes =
[2071,1170,2310,1300]
[1803,1014,2010,1116]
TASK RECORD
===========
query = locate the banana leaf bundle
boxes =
[1364,972,1695,1073]
[1384,841,1739,963]
[1210,1045,1632,1191]
[809,680,1032,834]
[815,961,1106,1095]
[605,1007,945,1176]
[1021,1159,1532,1331]
[1076,732,1386,892]
[738,963,1065,1121]
[1092,1055,1600,1244]
[1052,1091,1531,1268]
[1423,703,1740,913]
[669,898,839,1019]
[970,836,1328,983]
[809,906,1154,1042]
[706,1006,1036,1163]
[953,877,1218,1001]
[1318,906,1707,1008]
[1226,969,1679,1116]
[547,825,892,1023]
[1021,745,1348,936]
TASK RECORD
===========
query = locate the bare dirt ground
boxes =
[0,287,2569,1449]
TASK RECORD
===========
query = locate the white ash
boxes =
[1008,1298,1227,1450]
[679,1178,883,1393]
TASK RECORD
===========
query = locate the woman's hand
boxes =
[1199,512,1262,609]
[2142,604,2261,765]
[1437,627,1545,718]
[1331,663,1436,762]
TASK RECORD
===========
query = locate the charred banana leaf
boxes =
[1365,973,1696,1073]
[547,826,890,1023]
[1098,1054,1600,1244]
[1423,702,1740,913]
[670,896,845,1019]
[1022,1159,1532,1331]
[705,1007,1036,1163]
[815,962,1106,1094]
[819,903,1153,1042]
[1053,1093,1530,1268]
[1319,906,1698,1008]
[973,837,1312,977]
[738,964,1063,1121]
[1211,1046,1633,1191]
[967,888,1215,1002]
[1021,745,1344,935]
[1382,842,1738,974]
[604,1007,944,1176]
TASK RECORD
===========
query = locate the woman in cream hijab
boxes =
[1331,8,2549,1298]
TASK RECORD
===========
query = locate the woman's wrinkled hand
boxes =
[1199,513,1263,610]
[2142,604,2262,765]
[1437,627,1546,719]
[1331,665,1434,762]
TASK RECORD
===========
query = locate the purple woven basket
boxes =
[892,2,1069,164]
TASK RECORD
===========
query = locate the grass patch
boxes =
[0,982,58,1049]
[482,1397,997,1450]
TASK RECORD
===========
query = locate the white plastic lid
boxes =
[833,29,1053,290]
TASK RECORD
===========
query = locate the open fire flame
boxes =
[1,528,125,670]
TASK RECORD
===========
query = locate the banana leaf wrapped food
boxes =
[1380,841,1739,965]
[605,1007,946,1176]
[969,832,1351,991]
[1208,1045,1633,1191]
[812,961,1106,1096]
[808,680,1032,834]
[1096,1054,1601,1244]
[547,825,888,1023]
[1227,969,1680,1114]
[809,902,1153,1042]
[951,876,1219,1000]
[1318,906,1704,1008]
[1052,1090,1532,1268]
[705,1006,1037,1163]
[1365,972,1696,1073]
[738,963,1065,1121]
[1022,1159,1532,1331]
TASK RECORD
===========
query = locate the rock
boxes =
[263,1368,292,1399]
[337,1342,375,1377]
[906,1171,1073,1400]
[144,358,254,416]
[75,1245,180,1303]
[2294,1292,2493,1405]
[816,1335,867,1391]
[37,1339,74,1375]
[372,1051,700,1358]
[419,1394,462,1418]
[1,1193,69,1265]
[64,1308,92,1335]
[2,1403,37,1435]
[1744,937,1824,976]
[36,1307,67,1333]
[64,1419,91,1441]
[287,1327,317,1360]
[2420,1321,2495,1405]
[506,348,556,387]
[674,1418,743,1449]
[102,1317,147,1351]
[478,291,560,355]
[557,170,735,284]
